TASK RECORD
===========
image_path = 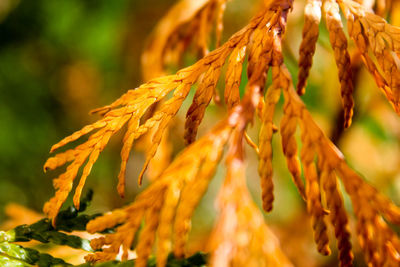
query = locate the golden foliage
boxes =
[258,84,280,212]
[325,0,354,128]
[138,0,229,180]
[272,64,400,266]
[43,2,270,223]
[341,0,400,113]
[43,0,400,266]
[298,0,354,127]
[208,128,292,267]
[297,0,321,95]
[85,119,234,266]
[141,0,228,80]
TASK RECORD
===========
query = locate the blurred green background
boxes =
[1,0,400,266]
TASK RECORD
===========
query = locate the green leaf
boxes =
[3,190,96,251]
[0,242,70,267]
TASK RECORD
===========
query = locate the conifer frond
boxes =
[85,119,234,265]
[340,0,400,113]
[298,0,355,127]
[141,0,228,80]
[253,0,294,215]
[208,127,293,267]
[300,123,331,256]
[274,64,400,266]
[44,74,189,220]
[318,158,353,266]
[41,0,400,265]
[258,85,280,212]
[83,1,296,263]
[297,0,321,95]
[44,4,284,223]
[84,75,266,266]
[278,70,307,201]
[325,0,354,128]
[338,163,400,266]
[298,0,400,124]
[224,35,249,110]
[184,53,226,145]
[139,0,229,182]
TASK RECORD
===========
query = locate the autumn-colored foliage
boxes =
[3,0,400,266]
